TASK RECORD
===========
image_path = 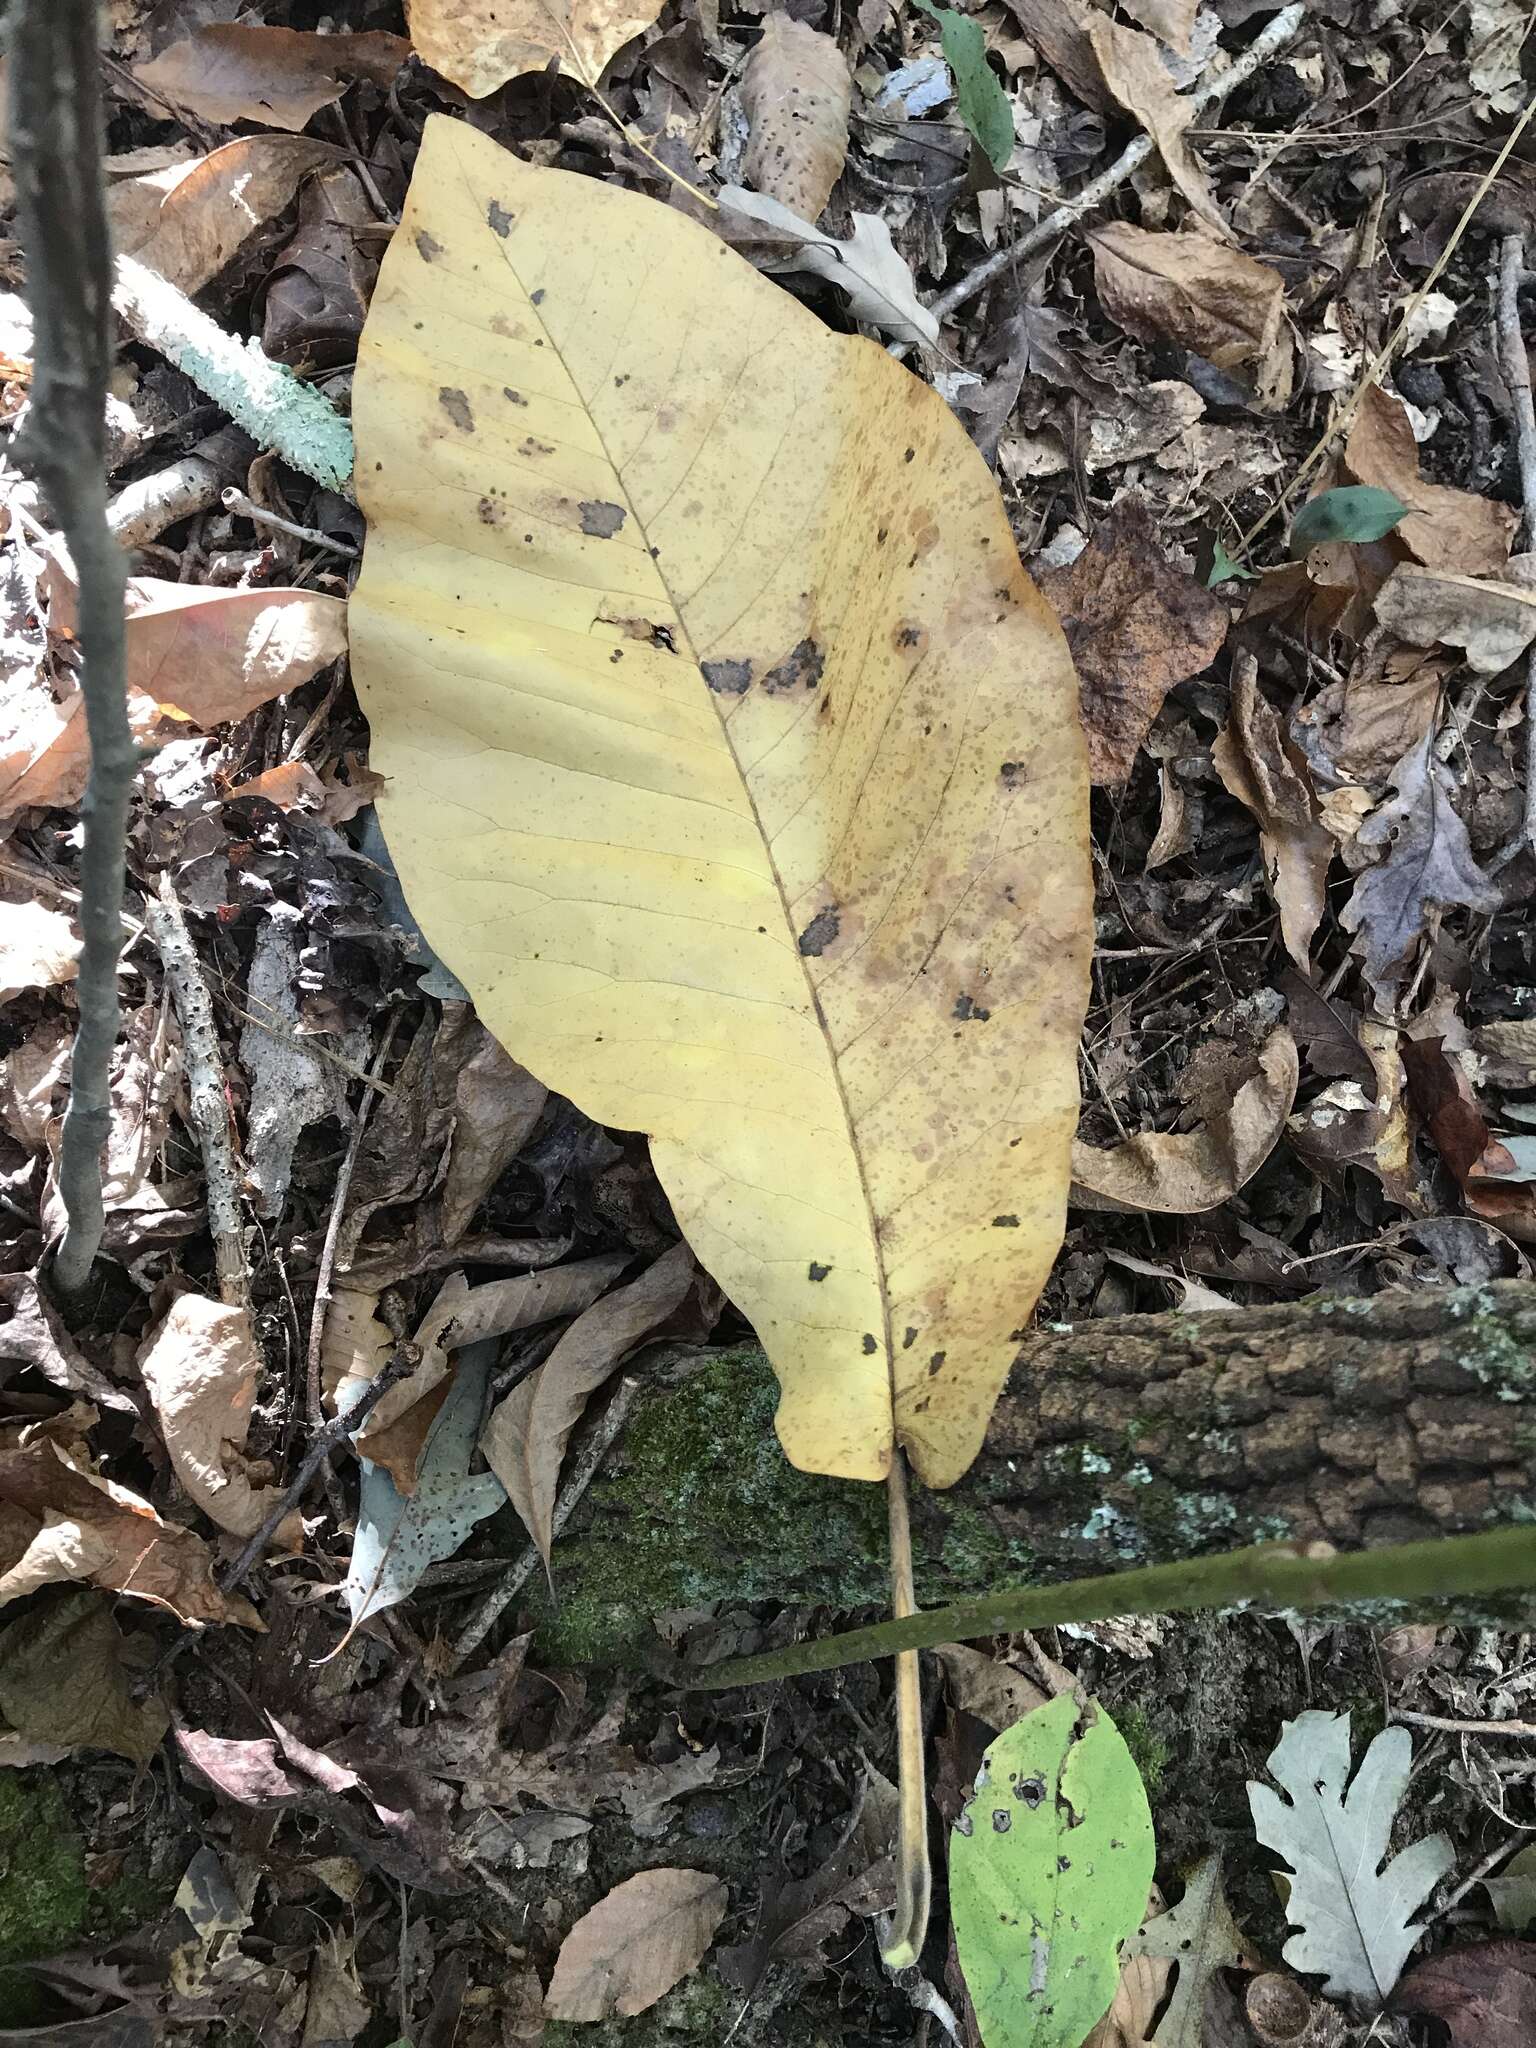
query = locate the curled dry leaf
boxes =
[405,0,667,97]
[1346,388,1515,578]
[109,136,338,297]
[742,16,851,223]
[1040,495,1229,784]
[1087,17,1225,231]
[1089,223,1289,407]
[350,118,1090,1488]
[1073,1026,1298,1213]
[0,899,79,1002]
[545,1868,728,2023]
[1374,564,1536,675]
[436,1011,548,1245]
[1340,732,1500,1008]
[718,185,939,345]
[1401,1038,1536,1243]
[1212,659,1332,968]
[133,26,409,132]
[481,1239,696,1564]
[137,1294,289,1541]
[0,1271,136,1414]
[0,1430,258,1627]
[1296,637,1449,793]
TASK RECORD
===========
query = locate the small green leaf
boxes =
[950,1693,1156,2048]
[1288,485,1409,556]
[911,0,1015,171]
[1207,539,1257,586]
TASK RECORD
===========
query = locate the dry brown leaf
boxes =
[138,1295,289,1541]
[225,761,329,811]
[0,1430,259,1627]
[2,577,347,817]
[1295,639,1449,792]
[0,899,79,1001]
[1119,0,1198,53]
[1083,1891,1171,2048]
[109,135,337,296]
[741,16,851,224]
[134,26,408,133]
[1373,564,1536,674]
[1087,17,1225,231]
[1288,1019,1421,1212]
[545,1868,728,2022]
[1402,1038,1536,1242]
[1346,388,1515,578]
[0,1589,169,1766]
[933,1643,1048,1733]
[0,1271,135,1414]
[1073,1026,1298,1213]
[1212,661,1332,968]
[436,1011,548,1246]
[0,1017,70,1152]
[1040,496,1229,783]
[1089,223,1288,406]
[406,0,667,97]
[481,1241,695,1565]
[1000,0,1113,110]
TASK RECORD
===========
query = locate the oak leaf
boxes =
[350,117,1091,1488]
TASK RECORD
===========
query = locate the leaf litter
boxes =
[6,0,1536,2038]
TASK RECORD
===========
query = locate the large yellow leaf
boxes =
[349,116,1091,1488]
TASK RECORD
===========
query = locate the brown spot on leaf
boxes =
[993,1214,1020,1228]
[476,497,505,526]
[808,1262,831,1282]
[519,436,556,457]
[953,994,990,1022]
[530,287,546,304]
[439,387,474,432]
[487,200,513,237]
[797,906,840,957]
[862,1333,878,1355]
[903,1327,918,1349]
[415,229,444,262]
[579,500,626,538]
[701,658,752,694]
[761,637,825,695]
[503,386,527,406]
[928,1351,946,1376]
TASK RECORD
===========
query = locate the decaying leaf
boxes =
[1249,1710,1452,2006]
[1483,1845,1536,1934]
[1040,495,1228,784]
[1116,1857,1258,2047]
[1088,224,1287,405]
[1296,638,1448,793]
[0,1590,168,1766]
[1373,564,1536,674]
[405,0,667,97]
[719,185,939,345]
[481,1240,694,1566]
[133,26,408,132]
[0,899,79,1002]
[349,117,1091,1489]
[1391,1941,1536,2048]
[1073,1026,1298,1214]
[0,1429,258,1628]
[741,16,850,223]
[1087,17,1223,231]
[933,1642,1048,1733]
[340,1338,505,1636]
[1346,388,1515,577]
[1340,732,1501,1007]
[109,135,337,297]
[951,1694,1156,2048]
[546,1868,728,2022]
[239,911,350,1220]
[1083,1887,1171,2048]
[0,1271,136,1414]
[1212,660,1332,968]
[137,1294,288,1541]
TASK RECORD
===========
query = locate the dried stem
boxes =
[144,874,250,1309]
[1496,233,1536,863]
[880,1450,931,1971]
[10,0,135,1293]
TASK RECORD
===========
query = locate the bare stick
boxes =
[880,1450,931,1971]
[145,874,250,1309]
[1496,234,1536,863]
[10,1,135,1293]
[929,3,1307,323]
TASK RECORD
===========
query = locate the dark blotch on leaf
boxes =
[903,1326,918,1348]
[992,1810,1012,1832]
[928,1351,946,1375]
[579,500,626,538]
[415,229,444,262]
[503,387,528,406]
[797,906,840,956]
[438,387,474,432]
[487,200,513,237]
[761,637,825,695]
[1019,1776,1046,1809]
[993,1214,1019,1228]
[953,993,990,1021]
[701,658,752,694]
[808,1261,830,1282]
[862,1334,878,1355]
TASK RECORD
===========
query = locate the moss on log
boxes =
[540,1282,1536,1660]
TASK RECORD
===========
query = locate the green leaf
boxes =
[911,0,1015,171]
[1288,485,1408,556]
[1207,539,1257,586]
[950,1693,1156,2048]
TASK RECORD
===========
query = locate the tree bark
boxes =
[543,1282,1536,1650]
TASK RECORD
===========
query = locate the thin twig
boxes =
[220,1312,423,1597]
[221,487,359,558]
[1496,233,1536,865]
[10,1,135,1293]
[447,1373,643,1673]
[928,3,1307,324]
[145,873,250,1309]
[1394,1708,1536,1739]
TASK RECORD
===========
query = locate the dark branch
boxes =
[9,1,135,1291]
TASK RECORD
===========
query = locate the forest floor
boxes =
[1,0,1536,2043]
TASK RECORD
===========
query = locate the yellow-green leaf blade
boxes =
[350,115,1090,1487]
